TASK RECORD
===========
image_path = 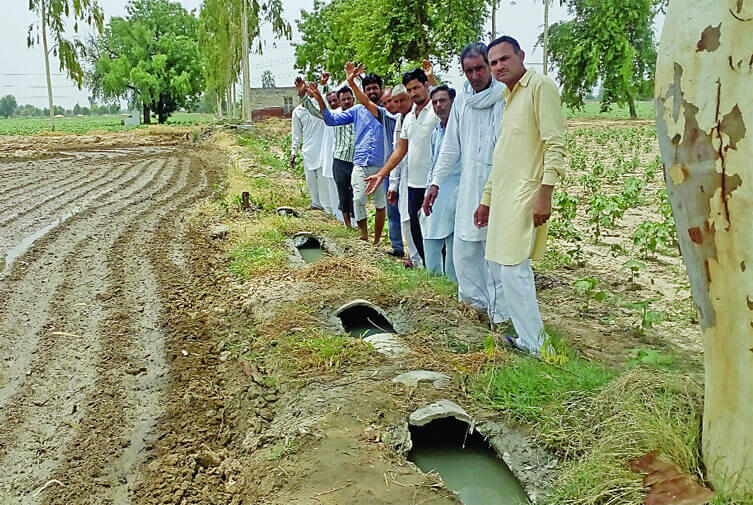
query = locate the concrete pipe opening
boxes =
[408,417,529,505]
[294,234,326,264]
[335,301,395,338]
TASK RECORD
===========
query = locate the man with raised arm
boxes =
[474,36,566,355]
[307,63,386,243]
[422,42,508,322]
[297,74,357,227]
[291,82,328,211]
[364,65,439,266]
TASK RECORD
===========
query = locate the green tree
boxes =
[73,103,82,115]
[199,0,240,118]
[295,0,487,82]
[0,95,18,118]
[543,0,661,118]
[261,70,275,88]
[27,0,104,131]
[88,0,204,123]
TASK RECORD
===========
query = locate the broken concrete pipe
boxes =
[293,232,326,264]
[390,400,556,504]
[333,300,409,358]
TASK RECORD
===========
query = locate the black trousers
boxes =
[332,158,354,214]
[408,187,426,261]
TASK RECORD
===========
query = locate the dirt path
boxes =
[0,145,213,504]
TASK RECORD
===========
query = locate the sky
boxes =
[1,0,579,109]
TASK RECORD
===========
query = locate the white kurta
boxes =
[431,80,506,242]
[420,124,460,240]
[291,104,325,171]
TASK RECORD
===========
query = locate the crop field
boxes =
[0,112,214,136]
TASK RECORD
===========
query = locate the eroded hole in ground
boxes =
[408,417,529,505]
[295,236,326,264]
[337,303,395,338]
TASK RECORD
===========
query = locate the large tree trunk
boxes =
[543,0,550,76]
[241,0,252,123]
[142,103,151,124]
[41,0,55,132]
[655,1,753,498]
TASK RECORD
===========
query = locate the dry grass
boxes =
[540,367,702,505]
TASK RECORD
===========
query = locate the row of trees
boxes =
[294,0,663,119]
[0,95,121,119]
[27,0,290,128]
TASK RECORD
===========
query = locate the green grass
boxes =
[468,338,705,505]
[563,101,655,120]
[375,258,458,299]
[471,353,616,423]
[228,244,288,279]
[0,112,214,135]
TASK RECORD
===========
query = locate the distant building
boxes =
[249,86,299,121]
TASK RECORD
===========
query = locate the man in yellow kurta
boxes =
[474,35,566,354]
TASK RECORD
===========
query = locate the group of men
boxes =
[289,35,566,355]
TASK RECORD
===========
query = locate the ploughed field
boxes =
[0,145,211,504]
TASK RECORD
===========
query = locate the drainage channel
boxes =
[408,417,529,505]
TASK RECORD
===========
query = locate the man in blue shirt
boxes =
[308,66,386,244]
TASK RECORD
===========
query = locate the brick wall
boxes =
[249,87,300,117]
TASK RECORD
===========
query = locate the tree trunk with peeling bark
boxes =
[656,0,753,497]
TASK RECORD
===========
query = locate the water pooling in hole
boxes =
[336,303,395,338]
[408,417,529,505]
[295,235,326,264]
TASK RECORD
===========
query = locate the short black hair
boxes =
[460,42,489,68]
[361,73,383,89]
[402,68,428,86]
[488,35,522,54]
[337,86,353,98]
[430,85,456,100]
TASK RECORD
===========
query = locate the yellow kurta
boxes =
[481,69,566,266]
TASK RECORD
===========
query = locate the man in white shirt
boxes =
[422,42,509,323]
[365,68,438,265]
[291,85,328,211]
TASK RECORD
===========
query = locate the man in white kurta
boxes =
[291,102,328,211]
[475,36,566,354]
[423,43,508,322]
[420,85,459,281]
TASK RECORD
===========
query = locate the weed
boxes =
[470,353,616,423]
[621,259,646,283]
[229,244,288,279]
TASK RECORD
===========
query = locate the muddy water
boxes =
[409,419,529,505]
[345,323,386,339]
[297,245,326,264]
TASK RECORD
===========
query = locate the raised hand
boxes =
[345,61,366,83]
[320,71,331,86]
[307,81,321,98]
[294,77,306,97]
[422,59,434,79]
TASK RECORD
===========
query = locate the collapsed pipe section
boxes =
[335,300,395,338]
[408,417,529,505]
[293,233,326,264]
